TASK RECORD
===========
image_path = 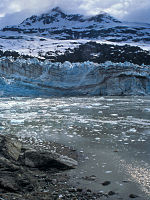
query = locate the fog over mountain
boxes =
[0,0,150,28]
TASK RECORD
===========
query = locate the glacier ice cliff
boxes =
[0,57,150,96]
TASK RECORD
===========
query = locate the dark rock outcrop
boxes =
[55,42,150,66]
[0,135,22,161]
[0,135,107,200]
[0,134,78,194]
[24,149,78,169]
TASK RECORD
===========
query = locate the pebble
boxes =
[77,188,82,192]
[82,175,96,181]
[27,185,34,192]
[68,188,77,192]
[108,191,116,196]
[129,194,139,198]
[52,192,59,196]
[52,179,57,185]
[114,150,119,152]
[102,181,111,186]
[87,189,92,193]
[122,180,130,183]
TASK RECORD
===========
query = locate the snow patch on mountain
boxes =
[0,31,150,60]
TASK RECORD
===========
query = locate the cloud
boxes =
[123,0,150,23]
[0,0,150,28]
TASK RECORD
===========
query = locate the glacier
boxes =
[0,57,150,97]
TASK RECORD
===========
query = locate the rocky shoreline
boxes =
[0,134,140,200]
[0,134,113,200]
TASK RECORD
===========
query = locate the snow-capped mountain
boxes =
[0,7,150,61]
[2,7,150,42]
[0,7,150,96]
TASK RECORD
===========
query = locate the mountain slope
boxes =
[0,7,150,61]
[2,7,150,43]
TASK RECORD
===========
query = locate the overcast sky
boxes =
[0,0,150,27]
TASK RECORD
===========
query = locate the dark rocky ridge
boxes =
[40,42,150,65]
[1,42,150,66]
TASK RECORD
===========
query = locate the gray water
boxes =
[0,96,150,199]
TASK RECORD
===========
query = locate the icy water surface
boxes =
[0,96,150,199]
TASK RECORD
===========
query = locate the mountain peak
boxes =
[51,7,63,13]
[2,7,122,39]
[88,12,121,23]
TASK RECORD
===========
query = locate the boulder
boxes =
[0,157,20,171]
[0,177,19,192]
[0,134,78,195]
[0,134,78,170]
[24,149,78,169]
[0,135,22,161]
